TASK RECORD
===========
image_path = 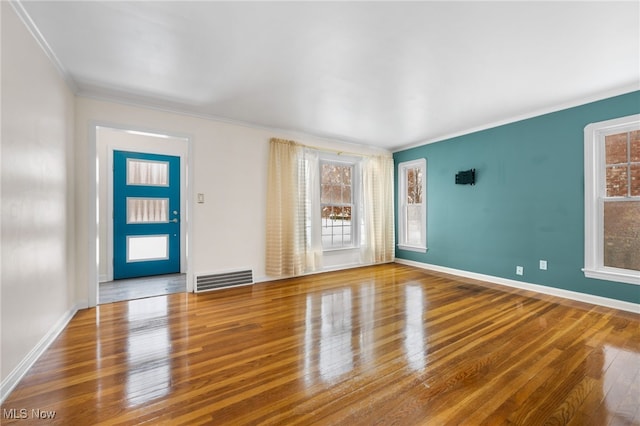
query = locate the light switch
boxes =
[197,193,205,204]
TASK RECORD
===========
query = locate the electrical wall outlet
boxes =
[539,260,547,270]
[516,266,524,276]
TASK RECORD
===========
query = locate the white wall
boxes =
[75,97,389,303]
[1,2,76,392]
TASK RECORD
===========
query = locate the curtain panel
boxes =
[265,138,306,276]
[302,148,323,272]
[361,155,395,263]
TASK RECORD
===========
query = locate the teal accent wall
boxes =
[394,91,640,304]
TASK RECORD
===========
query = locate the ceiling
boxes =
[15,1,640,150]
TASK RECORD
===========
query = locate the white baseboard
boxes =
[395,259,640,314]
[253,260,395,284]
[0,303,82,404]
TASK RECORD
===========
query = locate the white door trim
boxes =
[89,122,193,307]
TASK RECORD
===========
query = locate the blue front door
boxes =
[113,150,181,279]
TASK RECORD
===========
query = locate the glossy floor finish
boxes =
[2,264,639,425]
[99,274,186,304]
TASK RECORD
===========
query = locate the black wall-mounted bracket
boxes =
[455,169,476,185]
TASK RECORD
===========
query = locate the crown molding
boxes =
[77,92,392,156]
[9,0,79,93]
[393,84,640,153]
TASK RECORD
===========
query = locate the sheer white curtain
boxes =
[265,139,325,276]
[127,160,168,185]
[266,139,306,276]
[361,155,395,264]
[303,148,323,272]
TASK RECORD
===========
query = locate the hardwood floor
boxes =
[2,264,639,425]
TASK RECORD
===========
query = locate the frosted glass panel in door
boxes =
[127,198,169,223]
[127,235,169,262]
[127,159,169,186]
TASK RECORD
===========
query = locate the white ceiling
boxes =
[15,1,640,150]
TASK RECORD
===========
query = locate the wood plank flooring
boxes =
[2,264,639,425]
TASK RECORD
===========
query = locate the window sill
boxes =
[583,267,640,285]
[323,246,359,253]
[397,244,427,253]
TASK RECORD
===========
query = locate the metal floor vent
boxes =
[195,269,253,292]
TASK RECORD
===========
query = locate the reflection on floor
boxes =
[99,274,186,304]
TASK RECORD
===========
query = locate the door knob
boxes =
[171,218,179,223]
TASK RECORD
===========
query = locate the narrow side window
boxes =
[398,159,427,252]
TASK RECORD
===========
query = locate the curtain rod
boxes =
[270,137,392,159]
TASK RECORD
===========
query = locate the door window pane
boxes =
[127,235,169,262]
[127,198,169,223]
[127,159,169,186]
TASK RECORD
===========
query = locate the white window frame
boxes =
[319,155,360,251]
[397,158,427,253]
[583,114,640,285]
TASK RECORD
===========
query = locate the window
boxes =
[266,138,393,276]
[398,159,427,252]
[320,160,356,250]
[584,114,640,285]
